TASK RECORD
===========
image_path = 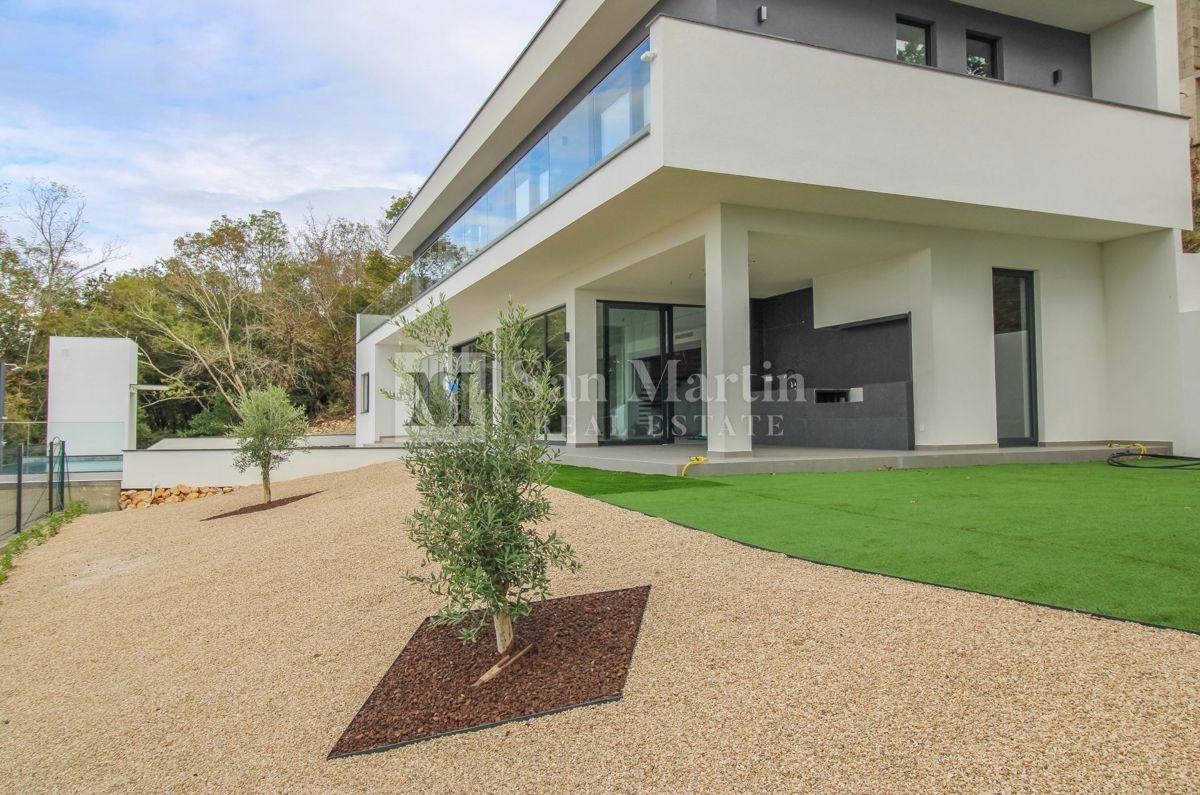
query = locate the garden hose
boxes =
[1106,442,1200,470]
[681,456,707,477]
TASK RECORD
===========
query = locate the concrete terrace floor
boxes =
[557,441,1167,476]
[0,462,1197,792]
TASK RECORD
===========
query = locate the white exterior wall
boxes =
[656,16,1190,231]
[802,219,1110,448]
[122,447,403,490]
[47,336,137,455]
[353,338,375,447]
[1092,1,1181,112]
[1180,310,1200,456]
[355,337,414,446]
[360,201,1186,453]
[1102,230,1187,443]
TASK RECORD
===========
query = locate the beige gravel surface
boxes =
[1,461,1198,794]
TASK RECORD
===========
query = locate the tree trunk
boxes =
[261,457,272,504]
[493,611,514,655]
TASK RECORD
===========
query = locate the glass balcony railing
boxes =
[359,38,652,341]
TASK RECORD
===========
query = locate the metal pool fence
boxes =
[1,440,68,538]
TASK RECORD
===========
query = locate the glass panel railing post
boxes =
[14,443,23,535]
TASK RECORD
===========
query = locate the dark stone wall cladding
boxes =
[701,0,1092,96]
[750,287,915,450]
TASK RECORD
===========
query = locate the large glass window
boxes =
[896,18,932,66]
[520,307,567,441]
[452,337,493,426]
[967,33,999,78]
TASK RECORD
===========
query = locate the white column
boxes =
[704,209,753,457]
[566,290,601,447]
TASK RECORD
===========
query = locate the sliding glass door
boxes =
[992,269,1038,447]
[600,302,706,444]
[602,303,668,443]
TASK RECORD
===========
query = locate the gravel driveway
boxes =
[0,462,1197,793]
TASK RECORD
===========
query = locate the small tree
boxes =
[229,387,309,503]
[394,299,578,655]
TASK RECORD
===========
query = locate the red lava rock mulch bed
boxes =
[329,585,651,758]
[203,492,320,521]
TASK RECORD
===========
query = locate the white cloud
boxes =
[0,0,558,270]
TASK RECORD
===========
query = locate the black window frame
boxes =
[966,31,1002,79]
[522,306,567,441]
[456,306,566,439]
[992,268,1038,448]
[895,16,936,67]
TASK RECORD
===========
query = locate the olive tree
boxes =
[394,299,578,655]
[229,387,309,503]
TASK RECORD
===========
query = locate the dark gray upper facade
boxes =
[418,0,1094,257]
[708,0,1092,96]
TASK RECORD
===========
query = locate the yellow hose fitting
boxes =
[682,456,707,477]
[1109,441,1148,457]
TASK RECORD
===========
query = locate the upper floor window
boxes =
[966,33,1000,78]
[896,18,933,66]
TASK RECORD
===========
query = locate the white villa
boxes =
[355,0,1200,470]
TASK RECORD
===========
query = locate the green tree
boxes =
[384,191,414,224]
[1,184,412,443]
[0,180,122,424]
[229,387,309,503]
[394,300,579,655]
[15,179,122,320]
[127,212,294,413]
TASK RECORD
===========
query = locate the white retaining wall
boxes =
[121,446,404,489]
[147,434,356,450]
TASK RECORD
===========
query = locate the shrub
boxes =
[229,388,309,503]
[394,300,579,655]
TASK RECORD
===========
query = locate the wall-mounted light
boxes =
[640,50,657,63]
[757,5,768,23]
[1053,69,1063,85]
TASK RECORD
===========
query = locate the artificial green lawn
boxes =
[549,462,1200,633]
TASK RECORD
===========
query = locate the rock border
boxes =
[120,485,236,510]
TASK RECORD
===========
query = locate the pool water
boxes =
[0,454,122,476]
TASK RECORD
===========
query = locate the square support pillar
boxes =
[566,290,601,447]
[704,211,754,458]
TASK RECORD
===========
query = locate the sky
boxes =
[0,0,558,270]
